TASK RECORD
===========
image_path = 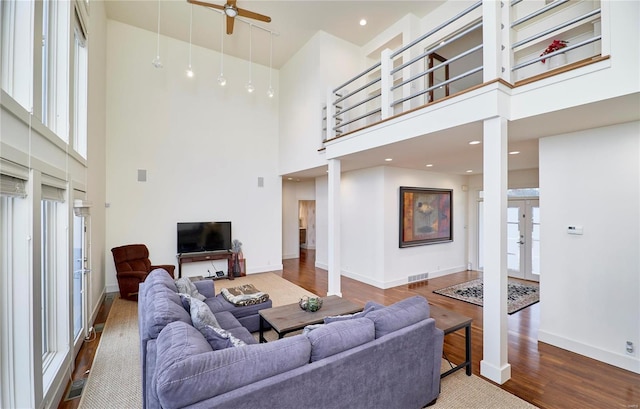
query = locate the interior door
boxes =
[507,200,539,282]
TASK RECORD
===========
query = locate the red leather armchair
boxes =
[111,244,175,301]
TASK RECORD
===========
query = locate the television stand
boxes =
[177,251,234,279]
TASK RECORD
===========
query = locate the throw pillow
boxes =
[189,297,221,330]
[174,277,206,301]
[178,293,191,311]
[323,301,383,324]
[199,325,247,350]
[302,323,324,335]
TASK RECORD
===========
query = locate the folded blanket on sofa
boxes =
[221,284,270,306]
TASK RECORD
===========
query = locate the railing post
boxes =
[380,49,392,120]
[326,88,336,140]
[482,0,502,82]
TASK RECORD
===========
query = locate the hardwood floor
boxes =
[281,250,640,409]
[58,249,639,409]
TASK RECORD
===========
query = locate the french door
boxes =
[507,200,540,281]
[478,198,540,282]
[72,194,91,353]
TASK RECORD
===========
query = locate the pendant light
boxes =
[151,0,163,68]
[186,4,194,77]
[245,24,255,93]
[267,32,274,98]
[217,12,226,86]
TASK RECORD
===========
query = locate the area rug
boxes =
[433,278,539,314]
[78,273,537,408]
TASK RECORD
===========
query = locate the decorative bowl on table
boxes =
[299,296,323,312]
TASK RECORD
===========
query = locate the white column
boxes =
[327,159,342,296]
[480,116,511,384]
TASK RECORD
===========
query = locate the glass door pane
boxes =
[507,203,524,278]
[72,213,84,339]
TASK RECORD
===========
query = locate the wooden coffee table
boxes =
[259,295,362,342]
[429,304,473,378]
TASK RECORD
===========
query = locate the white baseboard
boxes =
[282,253,299,260]
[539,330,640,374]
[315,261,328,270]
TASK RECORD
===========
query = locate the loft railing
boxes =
[323,0,603,142]
[510,0,602,79]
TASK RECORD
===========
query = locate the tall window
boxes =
[42,0,70,140]
[72,10,88,158]
[40,184,66,369]
[1,0,35,111]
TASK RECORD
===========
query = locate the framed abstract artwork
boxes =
[399,186,453,247]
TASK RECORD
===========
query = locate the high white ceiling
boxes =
[104,0,445,69]
[104,1,640,180]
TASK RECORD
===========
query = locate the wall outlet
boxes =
[626,341,634,355]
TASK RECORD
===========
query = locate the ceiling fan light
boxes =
[217,74,227,86]
[245,80,255,93]
[224,5,238,18]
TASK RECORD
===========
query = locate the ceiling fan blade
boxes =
[237,7,272,23]
[228,0,237,6]
[187,0,225,12]
[226,14,235,34]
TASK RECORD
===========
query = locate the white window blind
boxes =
[41,185,65,202]
[0,174,26,197]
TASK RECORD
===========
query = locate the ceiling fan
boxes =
[187,0,271,35]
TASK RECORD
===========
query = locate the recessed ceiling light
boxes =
[426,164,433,167]
[466,170,473,173]
[469,140,481,145]
[287,177,293,180]
[509,151,520,155]
[385,158,393,162]
[359,19,367,26]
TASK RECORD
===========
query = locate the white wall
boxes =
[539,121,640,374]
[315,165,468,288]
[87,0,108,327]
[105,21,281,286]
[278,31,364,176]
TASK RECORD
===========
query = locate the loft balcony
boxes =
[317,0,637,171]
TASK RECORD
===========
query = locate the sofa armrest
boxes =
[193,280,216,298]
[151,264,176,278]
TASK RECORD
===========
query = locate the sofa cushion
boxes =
[145,292,192,339]
[190,297,220,329]
[174,277,206,301]
[145,269,177,292]
[213,311,242,330]
[199,324,246,350]
[323,300,383,324]
[306,318,375,362]
[155,322,311,408]
[364,295,430,339]
[193,279,215,298]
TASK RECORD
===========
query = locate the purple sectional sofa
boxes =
[139,269,444,409]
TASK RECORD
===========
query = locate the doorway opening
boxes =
[298,200,316,250]
[478,189,540,282]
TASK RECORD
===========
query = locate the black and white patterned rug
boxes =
[433,278,539,314]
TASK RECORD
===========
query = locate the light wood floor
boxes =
[59,249,639,409]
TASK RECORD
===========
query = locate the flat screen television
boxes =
[177,222,232,254]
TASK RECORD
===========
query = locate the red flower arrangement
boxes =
[540,40,568,63]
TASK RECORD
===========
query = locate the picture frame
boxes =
[399,186,453,247]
